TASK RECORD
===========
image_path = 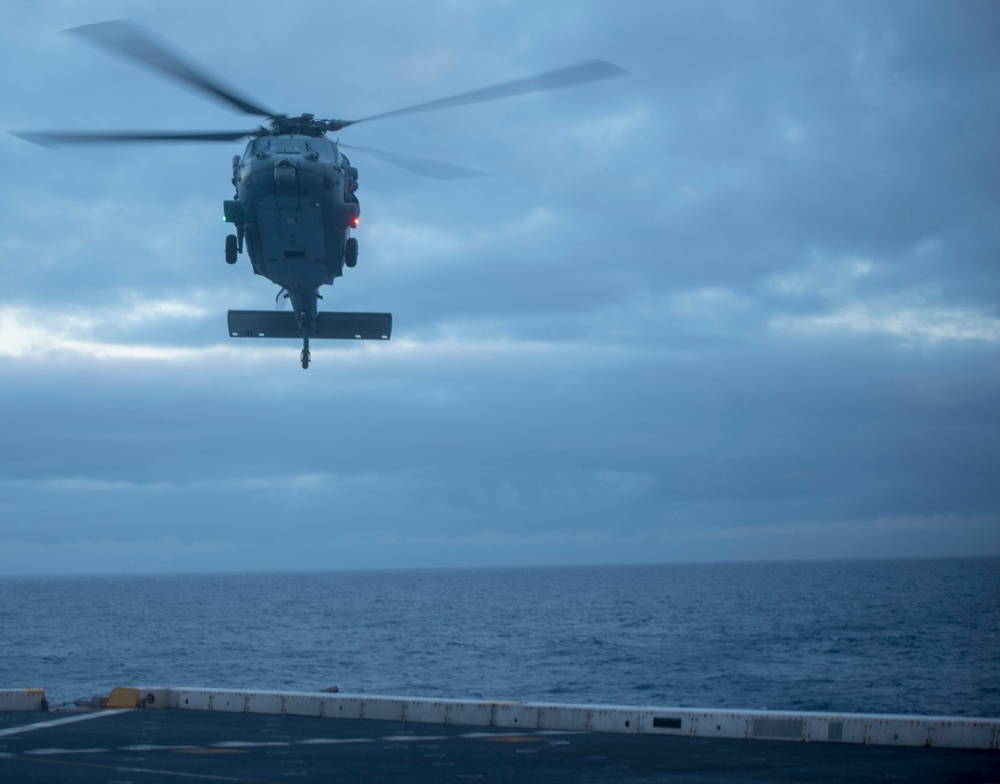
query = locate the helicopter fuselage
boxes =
[225,134,360,328]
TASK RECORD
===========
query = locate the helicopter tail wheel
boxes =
[345,237,359,268]
[301,336,311,369]
[225,234,238,264]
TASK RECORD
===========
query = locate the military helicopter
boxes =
[14,21,625,368]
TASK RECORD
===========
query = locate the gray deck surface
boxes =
[1,709,998,783]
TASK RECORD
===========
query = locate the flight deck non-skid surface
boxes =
[1,709,999,783]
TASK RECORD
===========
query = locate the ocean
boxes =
[1,558,997,717]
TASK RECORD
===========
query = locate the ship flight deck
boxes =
[1,687,998,782]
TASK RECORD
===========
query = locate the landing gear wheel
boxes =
[345,237,358,268]
[225,234,238,265]
[301,336,310,369]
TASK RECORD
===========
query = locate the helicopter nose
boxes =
[274,162,296,187]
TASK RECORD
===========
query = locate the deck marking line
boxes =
[90,762,252,781]
[122,744,200,751]
[12,755,263,782]
[211,740,289,748]
[460,732,527,739]
[0,710,130,738]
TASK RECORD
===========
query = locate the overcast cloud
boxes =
[1,0,998,574]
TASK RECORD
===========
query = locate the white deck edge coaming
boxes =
[114,687,1000,751]
[0,690,47,712]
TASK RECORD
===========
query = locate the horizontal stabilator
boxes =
[228,310,391,340]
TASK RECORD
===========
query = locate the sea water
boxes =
[1,558,997,716]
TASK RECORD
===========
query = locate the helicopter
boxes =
[14,21,626,368]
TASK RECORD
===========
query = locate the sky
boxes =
[0,1,998,574]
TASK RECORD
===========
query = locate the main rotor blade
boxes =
[347,59,627,126]
[339,143,491,180]
[12,130,254,146]
[66,20,275,118]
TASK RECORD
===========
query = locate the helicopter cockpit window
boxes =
[273,139,307,155]
[305,141,334,162]
[247,138,271,159]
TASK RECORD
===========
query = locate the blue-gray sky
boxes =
[1,1,998,574]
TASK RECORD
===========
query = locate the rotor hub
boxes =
[264,114,351,138]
